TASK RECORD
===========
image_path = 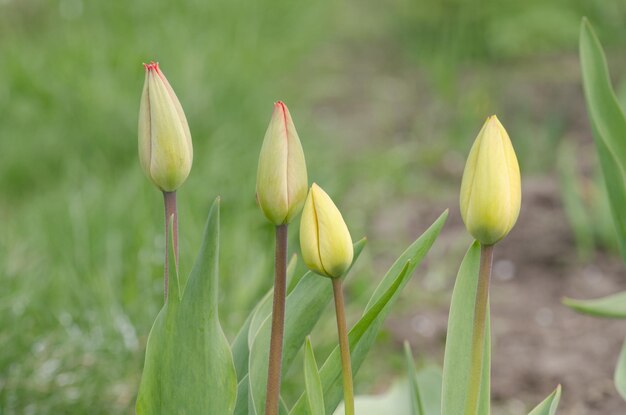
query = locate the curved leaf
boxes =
[563,291,626,318]
[580,17,626,263]
[136,198,237,414]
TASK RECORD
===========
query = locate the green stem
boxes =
[465,243,493,415]
[163,191,178,303]
[332,278,354,415]
[265,224,288,415]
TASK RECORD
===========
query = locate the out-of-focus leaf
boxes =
[615,337,626,400]
[247,239,366,415]
[580,17,626,263]
[404,342,425,415]
[441,241,490,415]
[304,337,325,415]
[290,211,448,415]
[528,385,562,415]
[416,365,443,415]
[557,140,594,260]
[334,381,412,415]
[136,198,237,414]
[563,291,626,318]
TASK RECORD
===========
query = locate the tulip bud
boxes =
[256,101,308,225]
[138,62,193,192]
[460,115,521,245]
[300,183,353,278]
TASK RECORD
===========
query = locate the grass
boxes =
[2,0,626,413]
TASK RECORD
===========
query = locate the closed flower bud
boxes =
[300,183,353,278]
[256,101,308,225]
[138,62,193,192]
[460,115,521,245]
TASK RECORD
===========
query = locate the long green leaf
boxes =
[563,291,626,318]
[615,337,626,400]
[441,241,490,415]
[291,210,448,415]
[247,239,366,415]
[404,342,425,415]
[136,198,237,414]
[304,337,325,415]
[580,17,626,263]
[528,385,562,415]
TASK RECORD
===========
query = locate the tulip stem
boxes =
[332,278,354,415]
[265,224,288,415]
[163,191,178,303]
[465,243,494,415]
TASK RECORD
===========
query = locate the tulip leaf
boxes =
[580,17,626,264]
[563,291,626,319]
[290,210,448,415]
[404,342,425,415]
[246,239,366,415]
[304,337,325,415]
[441,241,491,415]
[136,198,237,415]
[615,337,626,400]
[528,385,562,415]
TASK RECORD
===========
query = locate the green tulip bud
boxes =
[300,183,353,278]
[138,62,193,192]
[256,101,308,225]
[460,115,521,245]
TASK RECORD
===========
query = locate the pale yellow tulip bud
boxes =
[138,62,193,192]
[460,115,521,245]
[256,101,308,225]
[300,184,353,278]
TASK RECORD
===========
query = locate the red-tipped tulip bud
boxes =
[256,101,308,225]
[138,62,193,192]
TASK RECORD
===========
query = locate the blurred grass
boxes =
[1,0,626,413]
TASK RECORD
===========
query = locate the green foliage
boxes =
[441,242,490,415]
[528,385,562,415]
[404,342,425,415]
[563,292,626,318]
[304,338,325,415]
[136,199,237,414]
[615,338,626,400]
[578,18,626,264]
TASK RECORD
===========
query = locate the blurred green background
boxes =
[2,0,626,413]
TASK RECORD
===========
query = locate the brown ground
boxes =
[387,178,626,414]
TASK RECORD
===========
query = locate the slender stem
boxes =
[265,224,288,415]
[163,191,178,303]
[332,278,355,415]
[465,243,494,415]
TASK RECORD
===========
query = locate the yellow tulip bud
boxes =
[460,115,521,245]
[138,62,193,192]
[300,184,353,278]
[256,101,308,225]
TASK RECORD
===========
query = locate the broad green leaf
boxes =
[247,239,366,415]
[615,336,626,400]
[441,241,490,415]
[580,18,626,263]
[563,291,626,318]
[404,342,425,415]
[136,198,237,414]
[291,210,448,415]
[304,337,325,415]
[528,385,562,415]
